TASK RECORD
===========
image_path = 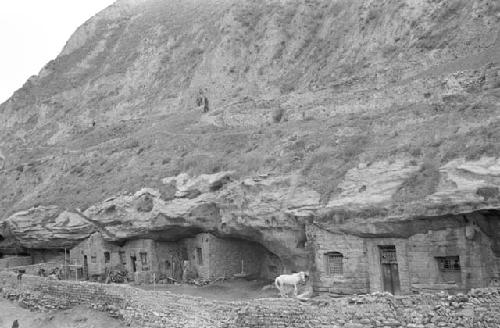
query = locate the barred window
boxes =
[436,256,460,272]
[325,252,343,275]
[104,252,110,264]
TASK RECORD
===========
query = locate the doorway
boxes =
[165,260,172,277]
[83,255,88,279]
[379,245,400,294]
[130,255,137,272]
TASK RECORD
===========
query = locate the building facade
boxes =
[308,215,500,295]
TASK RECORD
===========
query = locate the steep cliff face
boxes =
[0,0,499,268]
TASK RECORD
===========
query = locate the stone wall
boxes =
[2,271,500,327]
[208,235,272,279]
[408,226,469,291]
[307,225,370,294]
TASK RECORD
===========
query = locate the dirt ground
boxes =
[0,298,124,328]
[137,279,282,301]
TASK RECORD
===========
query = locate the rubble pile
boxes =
[335,289,500,328]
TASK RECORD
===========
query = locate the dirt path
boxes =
[137,279,283,301]
[0,298,124,328]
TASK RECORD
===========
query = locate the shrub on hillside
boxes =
[272,107,286,123]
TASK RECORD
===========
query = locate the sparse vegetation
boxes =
[0,0,497,219]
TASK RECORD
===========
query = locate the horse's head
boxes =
[300,271,310,283]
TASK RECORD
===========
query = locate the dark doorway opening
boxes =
[83,255,88,279]
[130,255,137,272]
[379,245,400,294]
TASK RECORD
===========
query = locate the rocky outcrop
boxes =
[323,157,500,218]
[2,156,500,268]
[162,171,234,198]
[0,206,95,249]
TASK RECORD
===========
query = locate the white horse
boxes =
[274,271,309,297]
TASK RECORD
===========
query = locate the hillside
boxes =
[0,0,499,267]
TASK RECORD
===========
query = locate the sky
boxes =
[0,0,116,104]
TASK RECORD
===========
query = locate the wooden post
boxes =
[153,272,156,292]
[64,248,67,280]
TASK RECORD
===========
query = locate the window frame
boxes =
[325,252,344,276]
[436,256,461,272]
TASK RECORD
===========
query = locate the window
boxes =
[437,256,461,272]
[196,247,203,265]
[104,252,110,264]
[91,255,97,264]
[325,252,343,275]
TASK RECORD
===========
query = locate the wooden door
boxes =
[380,246,401,294]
